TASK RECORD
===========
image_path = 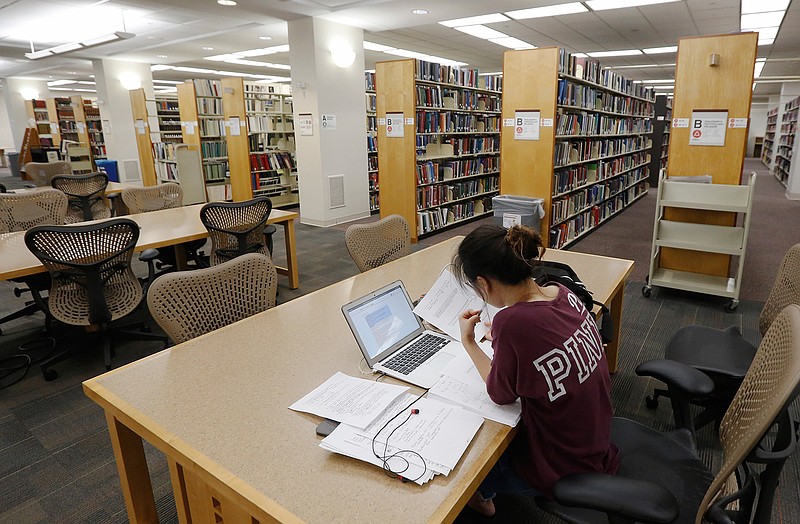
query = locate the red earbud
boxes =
[411,409,419,414]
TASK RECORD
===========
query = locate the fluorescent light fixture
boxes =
[643,46,678,54]
[587,49,642,57]
[506,2,588,19]
[585,0,680,9]
[47,79,74,86]
[651,85,674,89]
[454,25,508,39]
[411,9,428,15]
[640,79,674,83]
[76,81,96,85]
[479,71,503,76]
[25,31,135,60]
[572,52,588,58]
[740,11,785,29]
[741,0,790,14]
[258,35,272,40]
[364,41,396,52]
[217,0,237,5]
[753,27,779,39]
[153,80,183,85]
[150,65,174,71]
[754,61,766,77]
[758,38,775,46]
[489,37,536,49]
[439,13,509,27]
[383,48,428,59]
[611,63,675,69]
[174,66,218,74]
[49,87,97,93]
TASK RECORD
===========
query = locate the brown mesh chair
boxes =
[51,172,111,223]
[200,196,275,266]
[147,253,277,345]
[121,183,207,270]
[0,188,68,335]
[345,214,411,272]
[640,244,800,433]
[23,161,71,187]
[24,218,166,380]
[538,304,800,524]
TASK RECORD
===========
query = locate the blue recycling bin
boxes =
[95,159,119,182]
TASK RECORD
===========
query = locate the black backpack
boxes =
[530,261,614,343]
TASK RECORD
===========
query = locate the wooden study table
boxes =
[0,204,300,289]
[83,238,632,524]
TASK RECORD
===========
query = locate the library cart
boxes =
[642,170,757,312]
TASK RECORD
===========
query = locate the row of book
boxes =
[156,161,178,182]
[245,97,292,114]
[201,140,227,158]
[429,136,500,157]
[204,162,228,181]
[416,176,499,211]
[197,98,223,116]
[367,136,377,152]
[248,115,294,133]
[416,60,480,89]
[554,136,650,167]
[366,93,377,112]
[551,168,647,224]
[370,193,380,211]
[367,116,377,132]
[368,156,378,171]
[153,142,176,161]
[159,120,181,132]
[555,111,652,136]
[91,145,107,158]
[416,157,499,185]
[416,197,493,236]
[365,72,376,92]
[34,112,48,122]
[557,49,655,101]
[415,111,499,134]
[553,151,650,195]
[481,75,502,92]
[193,79,222,98]
[248,135,295,153]
[549,182,648,249]
[250,151,295,172]
[369,172,379,191]
[200,119,224,137]
[156,99,179,112]
[557,80,653,116]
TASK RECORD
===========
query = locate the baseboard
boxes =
[300,210,371,227]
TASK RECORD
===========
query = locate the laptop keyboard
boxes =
[383,333,450,375]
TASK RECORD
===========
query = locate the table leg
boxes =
[282,218,299,289]
[605,282,625,374]
[105,412,158,524]
[172,244,188,271]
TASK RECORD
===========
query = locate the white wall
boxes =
[747,104,768,157]
[2,77,50,151]
[0,88,15,151]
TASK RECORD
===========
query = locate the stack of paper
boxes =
[429,353,521,427]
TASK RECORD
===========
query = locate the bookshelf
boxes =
[220,77,298,206]
[153,96,183,184]
[81,99,106,162]
[376,58,503,241]
[55,97,81,149]
[501,47,654,249]
[366,71,379,213]
[177,80,230,201]
[25,99,56,147]
[762,107,778,168]
[775,96,799,188]
[648,95,672,186]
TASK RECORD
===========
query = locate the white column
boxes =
[781,83,800,199]
[92,59,154,184]
[2,77,50,151]
[288,17,370,226]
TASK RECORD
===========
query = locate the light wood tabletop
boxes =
[83,237,632,524]
[0,204,300,289]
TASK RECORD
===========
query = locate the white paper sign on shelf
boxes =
[405,117,414,125]
[728,118,748,129]
[183,121,196,135]
[514,110,540,141]
[76,122,85,134]
[321,114,336,130]
[377,118,386,126]
[502,118,515,127]
[103,120,111,136]
[690,110,727,147]
[134,119,146,135]
[229,117,240,136]
[298,113,313,136]
[50,122,58,135]
[541,118,554,128]
[386,112,404,138]
[672,118,689,128]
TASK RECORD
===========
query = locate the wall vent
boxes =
[329,174,345,208]
[121,159,142,183]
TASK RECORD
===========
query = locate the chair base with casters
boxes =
[0,273,53,335]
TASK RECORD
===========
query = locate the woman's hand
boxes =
[459,309,482,346]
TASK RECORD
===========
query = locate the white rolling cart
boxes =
[642,170,757,312]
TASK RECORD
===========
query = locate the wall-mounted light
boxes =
[119,72,141,90]
[20,88,39,100]
[330,42,356,68]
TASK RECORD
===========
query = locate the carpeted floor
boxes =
[2,157,800,523]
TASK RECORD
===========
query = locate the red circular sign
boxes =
[692,130,702,138]
[516,127,523,133]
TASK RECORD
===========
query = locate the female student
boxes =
[453,224,619,517]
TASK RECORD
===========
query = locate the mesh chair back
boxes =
[0,188,68,233]
[200,197,272,265]
[51,172,110,223]
[147,252,277,344]
[23,161,72,187]
[759,244,800,335]
[345,214,411,272]
[699,304,800,519]
[122,183,183,213]
[24,219,142,326]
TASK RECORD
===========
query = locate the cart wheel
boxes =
[642,286,652,298]
[645,395,659,409]
[41,367,58,381]
[724,300,738,313]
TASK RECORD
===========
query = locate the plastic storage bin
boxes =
[7,152,20,178]
[492,195,545,232]
[95,159,119,182]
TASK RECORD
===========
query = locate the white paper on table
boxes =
[429,353,521,427]
[289,372,408,429]
[414,267,497,343]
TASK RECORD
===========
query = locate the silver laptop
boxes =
[342,281,462,388]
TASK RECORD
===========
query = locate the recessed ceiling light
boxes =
[202,46,214,51]
[489,37,536,49]
[258,35,272,40]
[156,54,168,58]
[740,11,785,29]
[411,9,428,15]
[439,13,509,27]
[741,0,790,14]
[506,2,588,20]
[217,0,237,6]
[454,25,508,39]
[642,46,678,54]
[364,41,396,52]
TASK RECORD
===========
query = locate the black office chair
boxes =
[537,304,800,524]
[639,243,800,434]
[51,172,111,223]
[200,196,276,265]
[24,218,166,380]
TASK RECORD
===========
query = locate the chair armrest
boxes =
[138,248,160,262]
[553,473,679,524]
[636,359,715,396]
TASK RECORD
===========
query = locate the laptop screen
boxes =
[342,282,422,364]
